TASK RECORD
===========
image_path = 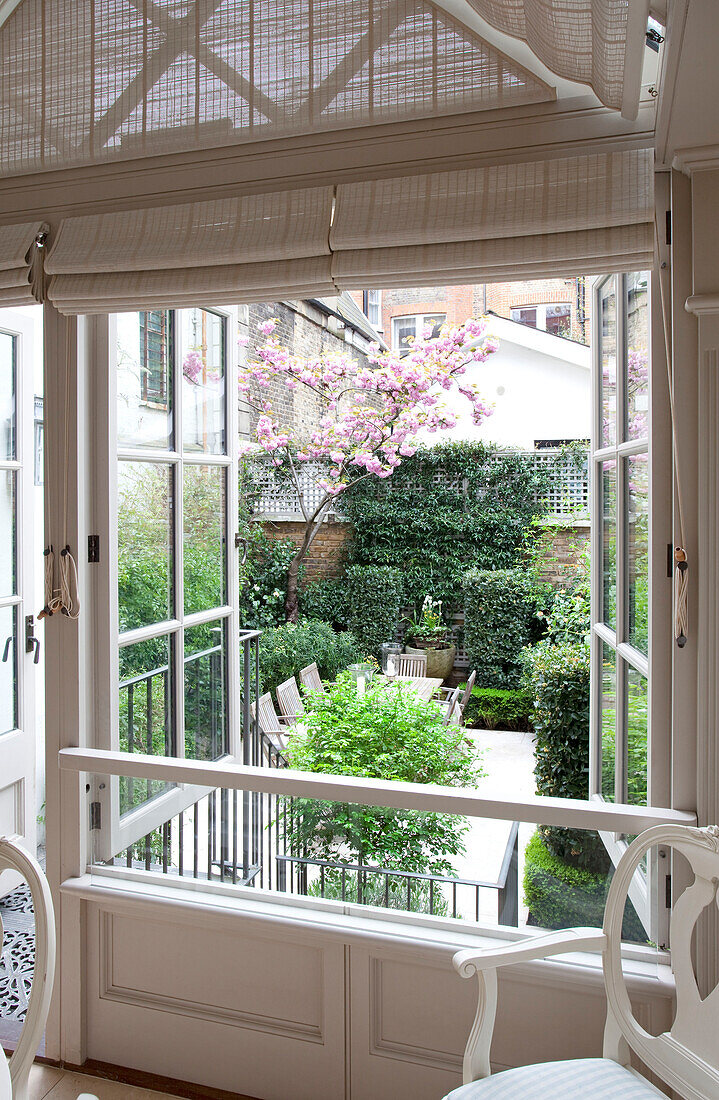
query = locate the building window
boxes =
[511,303,571,337]
[362,290,382,330]
[391,313,446,354]
[139,310,170,405]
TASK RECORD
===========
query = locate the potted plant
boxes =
[404,596,456,680]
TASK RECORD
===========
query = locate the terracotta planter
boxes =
[405,642,456,681]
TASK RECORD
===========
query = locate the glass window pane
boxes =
[118,461,174,631]
[0,331,15,460]
[119,634,173,813]
[0,605,17,736]
[392,316,416,353]
[626,272,649,442]
[180,309,226,454]
[626,667,648,806]
[0,470,16,597]
[184,619,228,761]
[116,312,173,450]
[545,304,571,337]
[600,279,617,446]
[601,643,616,802]
[627,454,649,655]
[183,465,226,614]
[601,460,617,629]
[422,313,446,337]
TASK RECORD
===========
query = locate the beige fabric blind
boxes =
[0,0,553,179]
[46,188,335,314]
[330,149,654,288]
[465,0,651,119]
[0,221,47,307]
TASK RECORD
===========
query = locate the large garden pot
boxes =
[405,643,456,681]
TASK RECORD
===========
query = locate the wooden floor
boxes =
[29,1064,184,1099]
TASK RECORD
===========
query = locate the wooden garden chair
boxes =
[436,670,476,724]
[443,823,719,1100]
[299,661,325,695]
[276,676,305,723]
[252,693,295,766]
[442,685,462,727]
[396,652,427,678]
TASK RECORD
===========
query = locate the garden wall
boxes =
[261,518,588,589]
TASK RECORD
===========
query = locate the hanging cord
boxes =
[39,319,81,621]
[655,213,688,647]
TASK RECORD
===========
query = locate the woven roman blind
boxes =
[0,0,554,179]
[330,149,654,288]
[465,0,651,118]
[0,221,47,306]
[45,188,335,314]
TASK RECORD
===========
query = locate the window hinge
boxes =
[88,534,100,563]
[665,210,672,246]
[665,873,672,909]
[90,801,101,830]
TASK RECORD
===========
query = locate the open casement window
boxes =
[590,272,653,935]
[94,306,241,859]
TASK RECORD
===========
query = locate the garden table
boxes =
[378,674,443,702]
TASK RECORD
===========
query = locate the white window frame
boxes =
[589,272,658,938]
[90,307,241,859]
[391,312,447,353]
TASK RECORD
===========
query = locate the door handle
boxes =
[1,635,11,662]
[25,615,40,665]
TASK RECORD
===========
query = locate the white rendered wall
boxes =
[425,316,590,449]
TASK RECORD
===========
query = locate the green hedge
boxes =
[522,640,602,867]
[462,687,533,730]
[523,831,645,942]
[342,442,548,609]
[298,577,350,630]
[343,565,404,659]
[463,568,547,689]
[258,620,362,697]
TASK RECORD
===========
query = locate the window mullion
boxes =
[224,309,242,762]
[615,274,629,804]
[173,312,186,759]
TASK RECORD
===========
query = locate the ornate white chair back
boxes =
[0,837,55,1100]
[602,824,719,1100]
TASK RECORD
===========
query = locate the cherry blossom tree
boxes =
[239,317,498,620]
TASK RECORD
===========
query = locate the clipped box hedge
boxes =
[462,687,533,730]
[344,564,404,659]
[463,568,546,689]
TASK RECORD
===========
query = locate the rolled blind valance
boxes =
[45,188,335,314]
[0,222,48,307]
[330,149,654,288]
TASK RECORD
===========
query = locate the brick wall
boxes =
[375,278,591,347]
[239,300,372,444]
[261,518,353,583]
[260,517,588,589]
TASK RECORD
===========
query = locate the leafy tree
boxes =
[239,318,498,619]
[284,676,482,875]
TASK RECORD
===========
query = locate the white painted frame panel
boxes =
[89,307,242,860]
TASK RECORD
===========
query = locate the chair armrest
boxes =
[453,927,606,978]
[452,928,605,1086]
[277,714,301,726]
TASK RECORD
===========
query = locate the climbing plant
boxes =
[341,441,550,609]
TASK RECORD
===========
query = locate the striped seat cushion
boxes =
[444,1059,665,1099]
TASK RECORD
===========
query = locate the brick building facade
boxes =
[349,276,591,349]
[238,295,381,444]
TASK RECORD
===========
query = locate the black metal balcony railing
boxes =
[109,627,521,927]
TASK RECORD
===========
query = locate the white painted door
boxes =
[0,310,37,892]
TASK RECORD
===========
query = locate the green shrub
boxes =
[259,620,362,697]
[240,525,297,629]
[523,831,645,942]
[521,640,602,867]
[343,565,404,659]
[463,568,548,689]
[285,676,482,875]
[463,687,533,730]
[342,442,548,609]
[299,576,350,630]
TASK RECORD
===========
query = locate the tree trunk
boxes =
[285,517,322,622]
